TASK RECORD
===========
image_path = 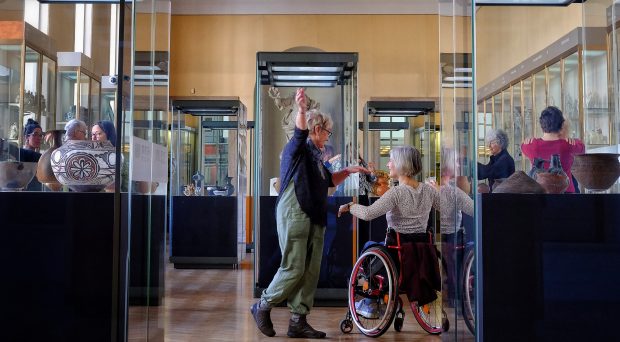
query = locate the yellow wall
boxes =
[136,13,170,52]
[170,14,442,120]
[475,5,583,87]
[48,4,75,53]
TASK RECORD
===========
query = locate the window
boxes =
[75,4,93,57]
[24,0,49,34]
[109,4,118,75]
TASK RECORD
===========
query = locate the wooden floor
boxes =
[129,253,474,341]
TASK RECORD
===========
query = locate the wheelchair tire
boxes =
[461,249,476,335]
[340,318,353,334]
[348,246,399,337]
[411,297,444,335]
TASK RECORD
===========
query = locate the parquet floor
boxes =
[129,253,474,341]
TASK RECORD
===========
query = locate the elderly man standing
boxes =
[250,88,368,339]
[477,128,515,191]
[64,119,88,142]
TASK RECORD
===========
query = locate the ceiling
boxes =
[171,0,441,15]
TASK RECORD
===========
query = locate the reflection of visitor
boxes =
[521,106,584,193]
[6,119,43,191]
[477,128,515,191]
[64,119,88,142]
[91,120,118,146]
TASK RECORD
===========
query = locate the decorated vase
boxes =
[36,130,64,191]
[51,140,116,192]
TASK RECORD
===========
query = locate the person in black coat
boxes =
[478,128,515,191]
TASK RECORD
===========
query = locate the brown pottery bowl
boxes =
[571,153,620,191]
[536,172,569,194]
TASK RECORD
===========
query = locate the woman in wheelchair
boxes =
[338,145,443,335]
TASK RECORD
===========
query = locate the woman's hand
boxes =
[522,137,533,145]
[337,202,353,217]
[346,165,370,175]
[295,88,307,114]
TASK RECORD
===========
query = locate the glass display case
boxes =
[512,82,523,171]
[100,76,117,123]
[169,97,247,268]
[253,51,358,300]
[56,52,100,131]
[0,21,56,151]
[583,50,609,147]
[533,68,547,138]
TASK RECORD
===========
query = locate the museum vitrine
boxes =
[0,21,56,152]
[169,97,247,268]
[56,52,100,131]
[253,51,358,301]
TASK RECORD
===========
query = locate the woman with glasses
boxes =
[23,118,43,153]
[251,88,369,339]
[477,128,515,191]
[91,120,117,147]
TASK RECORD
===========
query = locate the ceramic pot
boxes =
[535,172,569,194]
[0,161,37,190]
[493,171,545,194]
[571,153,620,191]
[51,140,116,192]
[133,180,159,194]
[36,130,63,191]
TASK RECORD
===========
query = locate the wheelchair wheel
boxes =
[461,249,476,335]
[393,298,405,332]
[348,246,399,337]
[411,293,444,335]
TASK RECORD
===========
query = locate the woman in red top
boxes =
[521,106,585,193]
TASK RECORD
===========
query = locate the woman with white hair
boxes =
[477,128,515,191]
[337,145,441,319]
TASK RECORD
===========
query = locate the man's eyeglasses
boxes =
[322,127,333,137]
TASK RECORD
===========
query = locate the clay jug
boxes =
[536,154,569,194]
[36,130,63,191]
[527,158,545,180]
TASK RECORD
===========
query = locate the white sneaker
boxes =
[355,298,379,319]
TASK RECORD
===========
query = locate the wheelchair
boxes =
[340,230,448,337]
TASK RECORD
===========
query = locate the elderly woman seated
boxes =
[477,128,515,191]
[63,119,88,142]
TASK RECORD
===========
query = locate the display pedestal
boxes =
[170,195,239,268]
[480,193,620,341]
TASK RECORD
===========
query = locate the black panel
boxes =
[481,193,620,341]
[0,192,165,341]
[170,196,238,266]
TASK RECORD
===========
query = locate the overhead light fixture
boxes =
[475,0,580,6]
[358,122,410,131]
[258,52,358,88]
[366,100,434,117]
[273,81,336,88]
[443,76,472,82]
[171,97,242,116]
[273,75,339,81]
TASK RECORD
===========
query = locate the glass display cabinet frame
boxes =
[56,51,101,131]
[253,51,358,302]
[0,21,57,152]
[169,97,248,268]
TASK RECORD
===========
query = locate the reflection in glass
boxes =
[548,61,562,110]
[533,69,546,138]
[563,52,581,140]
[583,50,609,146]
[522,77,533,141]
[512,82,522,170]
[502,88,513,156]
